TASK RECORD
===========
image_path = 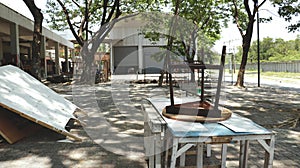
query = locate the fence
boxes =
[228,61,300,73]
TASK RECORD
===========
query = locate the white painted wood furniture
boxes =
[142,97,275,168]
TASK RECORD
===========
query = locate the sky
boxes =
[0,0,299,52]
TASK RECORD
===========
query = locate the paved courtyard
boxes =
[0,78,299,167]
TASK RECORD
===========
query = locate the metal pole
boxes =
[257,9,261,87]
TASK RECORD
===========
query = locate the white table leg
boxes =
[263,135,275,168]
[144,123,155,168]
[239,140,247,168]
[206,144,211,157]
[221,144,228,168]
[164,137,170,168]
[180,144,186,167]
[155,133,162,168]
[239,140,250,168]
[170,138,179,168]
[196,143,203,168]
[243,140,250,168]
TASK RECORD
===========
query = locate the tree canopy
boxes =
[46,0,165,46]
[236,36,300,62]
[142,0,229,63]
[271,0,300,32]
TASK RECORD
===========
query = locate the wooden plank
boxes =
[0,102,81,141]
[0,108,40,144]
[0,112,25,144]
[0,65,82,142]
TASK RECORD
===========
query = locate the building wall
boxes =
[0,3,74,78]
[110,24,167,74]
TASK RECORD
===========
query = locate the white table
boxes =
[142,97,275,168]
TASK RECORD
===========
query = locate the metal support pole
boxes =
[257,9,261,87]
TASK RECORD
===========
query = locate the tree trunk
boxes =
[79,47,96,84]
[23,0,43,80]
[235,19,255,87]
[76,0,121,84]
[158,58,167,87]
[186,58,195,82]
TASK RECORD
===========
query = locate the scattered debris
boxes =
[130,79,158,84]
[46,74,72,83]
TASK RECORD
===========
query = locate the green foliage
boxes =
[45,0,165,42]
[271,0,300,32]
[141,0,230,63]
[236,35,300,62]
[178,0,228,41]
[120,0,167,13]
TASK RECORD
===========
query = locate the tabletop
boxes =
[145,97,272,138]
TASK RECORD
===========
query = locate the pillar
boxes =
[10,23,20,66]
[110,42,114,74]
[194,36,198,61]
[70,48,75,73]
[41,36,46,78]
[55,42,60,75]
[71,49,75,61]
[27,47,31,60]
[0,39,3,65]
[138,34,143,73]
[64,46,69,73]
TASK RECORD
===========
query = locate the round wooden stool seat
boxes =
[162,107,232,123]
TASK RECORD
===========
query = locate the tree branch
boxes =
[258,0,267,9]
[233,0,245,37]
[106,0,119,24]
[71,0,80,8]
[56,0,83,46]
[244,0,252,19]
[101,0,109,25]
[200,15,211,30]
[23,0,43,20]
[78,15,86,41]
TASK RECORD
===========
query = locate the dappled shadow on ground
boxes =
[223,85,300,129]
[1,81,299,167]
[0,82,148,168]
[220,84,300,167]
[0,127,147,168]
[92,82,300,167]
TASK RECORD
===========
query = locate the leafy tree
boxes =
[228,0,267,87]
[271,0,300,32]
[245,37,275,62]
[46,0,122,46]
[146,0,228,62]
[23,0,44,80]
[46,0,164,83]
[141,0,229,85]
[173,0,229,62]
[46,0,166,45]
